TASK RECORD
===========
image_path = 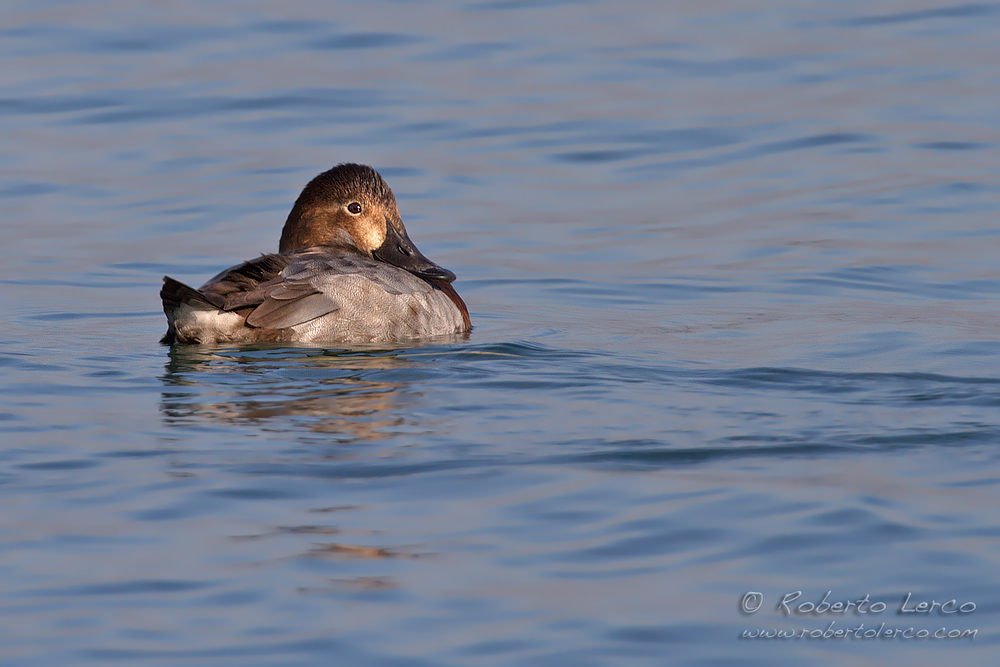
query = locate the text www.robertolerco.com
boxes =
[742,621,976,640]
[739,591,977,640]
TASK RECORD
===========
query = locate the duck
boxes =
[160,163,470,344]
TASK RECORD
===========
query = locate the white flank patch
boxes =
[176,303,242,338]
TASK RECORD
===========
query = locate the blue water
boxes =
[2,1,1000,664]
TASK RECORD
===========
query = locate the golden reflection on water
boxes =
[158,345,453,588]
[158,343,450,441]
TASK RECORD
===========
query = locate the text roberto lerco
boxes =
[774,591,976,615]
[739,591,978,641]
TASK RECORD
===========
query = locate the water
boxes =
[2,0,999,664]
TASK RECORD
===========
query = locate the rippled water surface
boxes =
[3,1,1000,664]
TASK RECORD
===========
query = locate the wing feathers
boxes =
[245,291,340,329]
[190,246,440,333]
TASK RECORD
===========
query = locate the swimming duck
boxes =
[160,163,470,344]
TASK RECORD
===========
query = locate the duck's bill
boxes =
[373,219,457,283]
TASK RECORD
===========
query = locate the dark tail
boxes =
[160,276,221,344]
[161,276,220,311]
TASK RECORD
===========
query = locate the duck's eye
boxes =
[347,202,362,215]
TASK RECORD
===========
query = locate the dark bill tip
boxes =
[372,219,458,283]
[413,264,456,283]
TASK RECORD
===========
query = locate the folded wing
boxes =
[199,247,437,332]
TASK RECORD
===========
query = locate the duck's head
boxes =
[279,163,456,283]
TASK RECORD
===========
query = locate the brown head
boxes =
[278,163,456,282]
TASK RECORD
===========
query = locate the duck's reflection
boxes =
[159,341,457,441]
[158,341,466,584]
